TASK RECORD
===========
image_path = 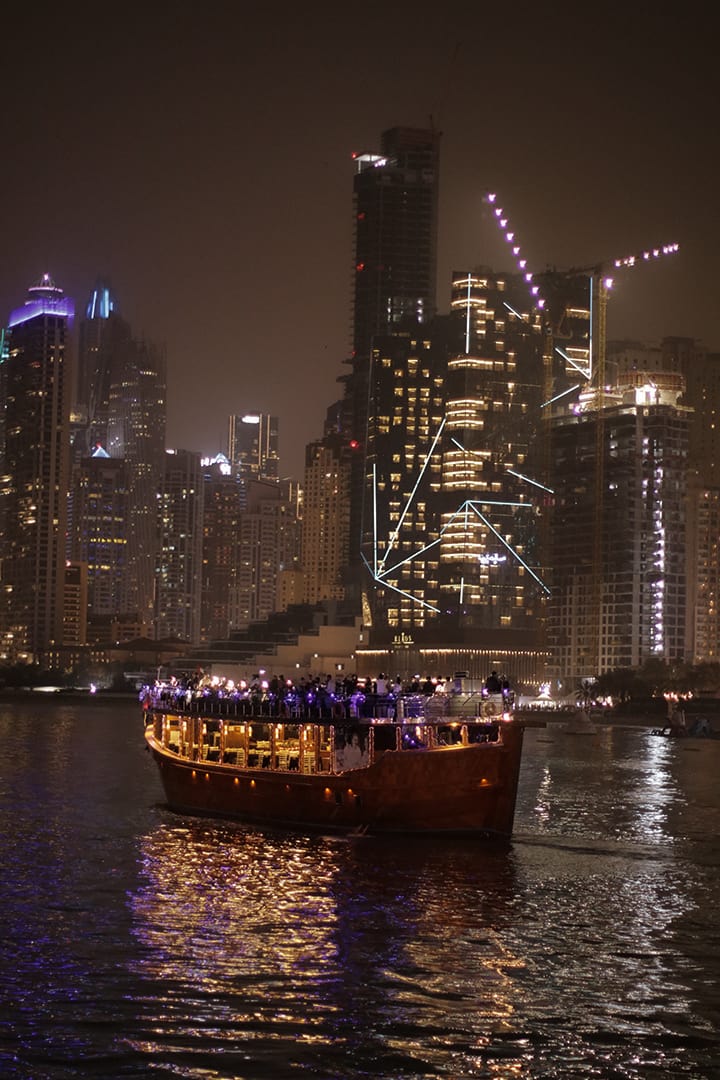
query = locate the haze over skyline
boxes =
[2,4,717,475]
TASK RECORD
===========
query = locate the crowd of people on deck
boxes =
[142,669,513,721]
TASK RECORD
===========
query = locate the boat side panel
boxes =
[146,722,524,837]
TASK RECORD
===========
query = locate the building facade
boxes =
[70,448,128,640]
[76,283,166,634]
[200,454,242,643]
[547,372,690,682]
[227,412,279,492]
[155,449,204,643]
[302,438,350,604]
[351,126,440,360]
[0,275,74,662]
[231,478,302,631]
[343,127,441,610]
[359,269,548,685]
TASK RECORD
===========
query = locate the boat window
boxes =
[436,724,463,746]
[401,724,431,749]
[373,724,397,752]
[247,723,271,768]
[468,722,499,744]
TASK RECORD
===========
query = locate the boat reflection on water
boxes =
[3,701,718,1077]
[126,819,522,1071]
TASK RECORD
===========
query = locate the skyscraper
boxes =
[351,126,440,360]
[608,336,720,664]
[156,449,204,643]
[230,478,302,631]
[70,448,128,641]
[76,283,166,633]
[547,371,690,680]
[356,269,549,683]
[344,126,441,609]
[227,413,279,485]
[200,453,242,642]
[0,275,73,662]
[302,436,350,604]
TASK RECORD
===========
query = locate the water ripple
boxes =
[0,706,718,1077]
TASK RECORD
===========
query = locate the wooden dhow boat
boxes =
[142,687,526,839]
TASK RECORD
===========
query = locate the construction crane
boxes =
[484,193,680,677]
[485,192,678,394]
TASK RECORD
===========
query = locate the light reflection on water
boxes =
[0,703,718,1078]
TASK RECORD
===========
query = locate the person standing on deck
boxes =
[485,671,502,693]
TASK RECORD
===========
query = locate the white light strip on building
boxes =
[377,417,446,574]
[471,505,551,594]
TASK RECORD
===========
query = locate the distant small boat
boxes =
[142,688,527,840]
[649,722,718,740]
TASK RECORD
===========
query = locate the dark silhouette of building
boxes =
[351,127,440,360]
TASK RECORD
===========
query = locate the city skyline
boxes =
[1,7,717,476]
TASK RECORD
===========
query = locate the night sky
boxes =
[2,4,717,476]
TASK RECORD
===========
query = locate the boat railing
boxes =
[142,687,512,724]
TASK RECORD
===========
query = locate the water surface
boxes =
[0,702,717,1078]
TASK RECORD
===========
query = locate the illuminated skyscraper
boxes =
[71,448,128,640]
[547,372,690,680]
[231,478,302,631]
[62,561,88,648]
[0,275,74,662]
[76,279,117,450]
[608,336,720,664]
[361,326,447,631]
[227,413,279,486]
[156,449,204,642]
[302,436,350,604]
[357,270,548,683]
[344,127,440,610]
[200,453,241,642]
[76,283,166,633]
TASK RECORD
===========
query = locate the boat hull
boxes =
[145,722,525,839]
